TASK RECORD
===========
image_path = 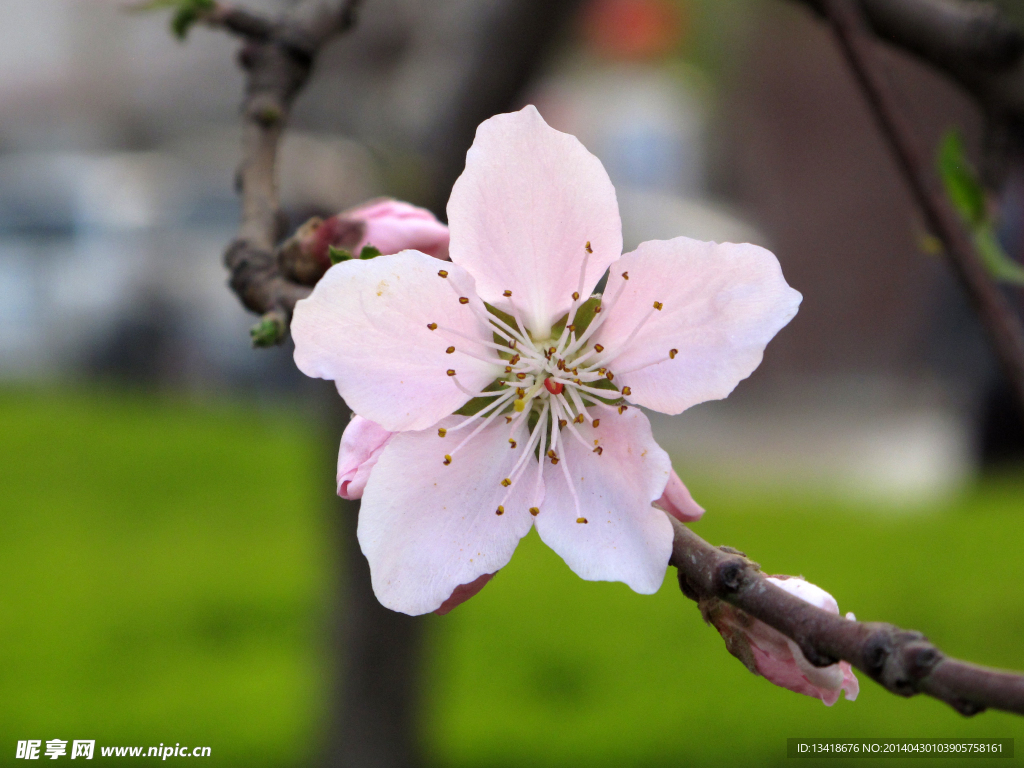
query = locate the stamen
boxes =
[585,241,592,254]
[438,428,447,437]
[594,344,604,353]
[438,270,448,278]
[496,506,504,515]
[443,454,452,465]
[508,438,517,449]
[621,271,629,280]
[558,419,567,428]
[593,446,603,455]
[592,419,600,427]
[458,297,469,305]
[447,369,456,376]
[503,290,512,297]
[530,507,540,516]
[572,292,580,301]
[653,301,663,310]
[501,478,512,487]
[618,405,628,414]
[446,346,455,354]
[670,348,678,358]
[427,323,437,330]
[621,386,631,396]
[576,518,588,524]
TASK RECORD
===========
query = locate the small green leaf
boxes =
[250,312,285,348]
[453,383,507,416]
[359,245,382,260]
[974,226,1024,285]
[328,246,353,265]
[938,130,986,227]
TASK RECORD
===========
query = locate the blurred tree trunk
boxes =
[321,1,582,766]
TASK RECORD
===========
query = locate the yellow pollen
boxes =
[530,507,540,516]
[572,291,580,301]
[438,428,447,437]
[446,346,455,354]
[669,348,678,359]
[458,297,469,305]
[548,347,556,355]
[443,454,452,465]
[593,419,600,427]
[618,405,628,414]
[576,517,588,524]
[510,354,520,365]
[516,372,527,380]
[598,368,607,375]
[447,369,456,376]
[653,301,663,310]
[438,270,448,278]
[621,271,629,280]
[514,399,526,412]
[516,387,525,398]
[621,386,631,396]
[508,438,517,448]
[503,289,512,297]
[568,324,576,332]
[574,378,581,385]
[547,450,557,459]
[558,418,567,428]
[572,368,578,375]
[606,371,614,381]
[505,366,513,373]
[593,446,603,455]
[501,478,512,487]
[427,323,437,330]
[550,458,559,465]
[496,506,505,515]
[594,344,604,353]
[574,414,584,424]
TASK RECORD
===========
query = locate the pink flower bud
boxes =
[336,415,394,500]
[346,198,450,261]
[706,576,859,706]
[653,470,704,522]
[434,572,496,616]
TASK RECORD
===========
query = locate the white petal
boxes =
[292,250,501,432]
[358,415,542,615]
[595,237,801,415]
[535,405,673,594]
[447,105,622,336]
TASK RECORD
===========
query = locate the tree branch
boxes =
[791,0,1024,123]
[804,0,1024,416]
[203,0,362,343]
[669,517,1024,717]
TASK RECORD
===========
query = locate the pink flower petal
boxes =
[535,405,673,594]
[346,198,451,260]
[336,415,393,500]
[292,251,501,432]
[594,237,801,415]
[434,572,496,616]
[447,105,622,336]
[358,415,543,615]
[652,469,704,522]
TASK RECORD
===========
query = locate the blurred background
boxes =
[2,0,1024,764]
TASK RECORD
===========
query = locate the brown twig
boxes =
[669,517,1024,716]
[204,0,362,343]
[815,0,1024,416]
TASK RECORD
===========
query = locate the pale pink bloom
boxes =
[712,576,859,706]
[345,198,451,261]
[292,105,801,615]
[336,416,394,500]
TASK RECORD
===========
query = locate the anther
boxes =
[509,354,520,365]
[447,369,456,377]
[573,414,584,424]
[505,366,513,373]
[443,455,452,465]
[503,289,512,297]
[558,418,567,428]
[572,291,580,301]
[501,478,512,487]
[653,301,663,310]
[585,241,593,253]
[594,344,604,353]
[550,458,559,465]
[548,347,556,356]
[459,297,469,305]
[593,446,603,455]
[598,368,607,375]
[516,372,527,380]
[568,324,576,332]
[496,506,505,515]
[669,348,678,359]
[621,271,629,280]
[594,305,602,313]
[438,270,449,278]
[505,416,513,424]
[621,386,631,396]
[605,371,614,381]
[576,517,588,524]
[438,428,447,437]
[547,450,557,459]
[516,387,525,398]
[618,405,628,414]
[427,323,438,330]
[530,507,540,516]
[544,378,564,395]
[509,439,517,449]
[446,346,455,354]
[592,419,600,427]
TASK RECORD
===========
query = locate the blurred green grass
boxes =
[2,388,1023,766]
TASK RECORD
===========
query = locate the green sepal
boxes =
[937,130,986,227]
[359,245,382,260]
[250,312,285,348]
[454,386,508,416]
[328,246,353,265]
